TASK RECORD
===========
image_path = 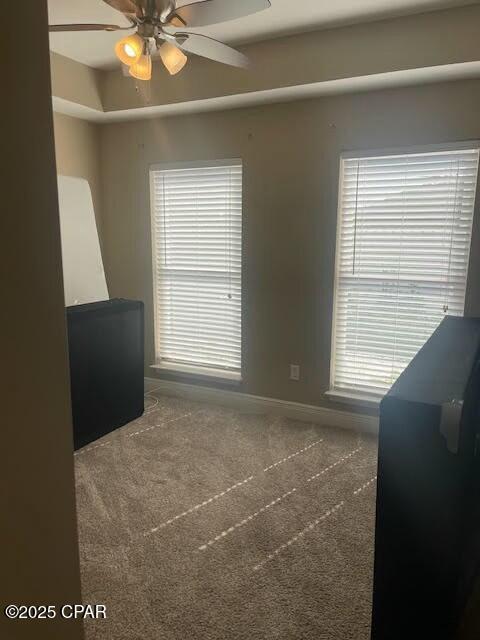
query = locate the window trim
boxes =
[328,141,480,403]
[325,389,381,408]
[151,362,242,383]
[340,140,480,160]
[149,158,243,381]
[149,158,242,173]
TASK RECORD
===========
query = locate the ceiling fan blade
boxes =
[175,0,271,27]
[174,32,248,68]
[49,23,127,32]
[102,0,142,18]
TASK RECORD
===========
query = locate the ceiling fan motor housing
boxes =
[137,22,158,38]
[135,0,176,22]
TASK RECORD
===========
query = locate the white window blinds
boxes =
[150,161,242,377]
[331,146,479,398]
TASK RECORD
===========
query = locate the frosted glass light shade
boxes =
[159,41,187,76]
[115,34,144,66]
[129,54,152,81]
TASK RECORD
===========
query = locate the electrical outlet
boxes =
[290,364,300,381]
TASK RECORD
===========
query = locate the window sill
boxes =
[325,389,383,408]
[151,362,242,384]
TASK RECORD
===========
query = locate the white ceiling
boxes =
[48,0,473,69]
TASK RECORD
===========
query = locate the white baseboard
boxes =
[145,377,379,435]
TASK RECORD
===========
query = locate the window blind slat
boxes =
[150,163,242,375]
[331,147,479,397]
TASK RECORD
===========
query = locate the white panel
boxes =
[150,162,242,377]
[331,146,479,398]
[57,175,109,306]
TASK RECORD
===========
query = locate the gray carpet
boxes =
[74,390,378,640]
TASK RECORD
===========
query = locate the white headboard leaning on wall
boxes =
[57,175,109,307]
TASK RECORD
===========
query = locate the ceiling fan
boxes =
[49,0,272,81]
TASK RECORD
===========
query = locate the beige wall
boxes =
[53,112,104,247]
[50,52,103,112]
[1,2,83,638]
[99,78,480,415]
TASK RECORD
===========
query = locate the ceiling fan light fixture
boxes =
[51,0,269,78]
[159,41,188,76]
[115,33,144,66]
[129,53,152,81]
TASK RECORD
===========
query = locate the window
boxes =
[150,160,242,380]
[330,145,479,399]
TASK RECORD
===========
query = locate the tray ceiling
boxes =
[48,0,472,69]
